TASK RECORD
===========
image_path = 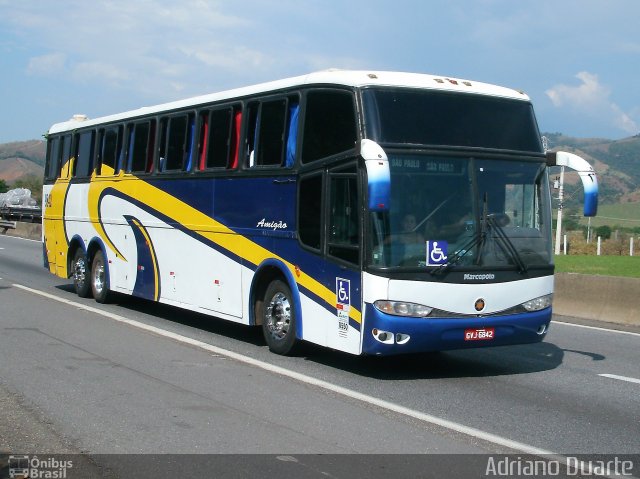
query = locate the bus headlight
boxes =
[374,300,433,317]
[521,294,553,312]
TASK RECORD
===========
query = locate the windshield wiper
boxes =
[486,214,528,274]
[477,192,527,274]
[428,193,487,276]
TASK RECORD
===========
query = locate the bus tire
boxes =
[261,279,298,355]
[91,250,112,304]
[72,249,92,298]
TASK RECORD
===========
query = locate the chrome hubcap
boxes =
[74,258,86,285]
[93,261,105,294]
[265,292,291,340]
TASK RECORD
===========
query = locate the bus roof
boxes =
[47,70,531,134]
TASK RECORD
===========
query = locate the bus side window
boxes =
[146,120,156,173]
[45,136,61,181]
[199,108,233,170]
[185,115,195,172]
[246,103,259,167]
[73,130,95,178]
[328,171,360,265]
[298,173,323,251]
[161,115,192,172]
[229,108,241,169]
[302,90,357,163]
[256,99,287,167]
[285,101,300,168]
[197,111,209,171]
[60,134,72,178]
[128,121,153,173]
[99,127,121,176]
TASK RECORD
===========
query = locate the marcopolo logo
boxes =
[464,273,496,281]
[256,218,288,231]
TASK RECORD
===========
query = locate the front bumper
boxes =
[361,303,551,355]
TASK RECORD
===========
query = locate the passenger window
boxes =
[198,108,232,170]
[45,137,61,181]
[328,168,360,264]
[128,121,155,173]
[246,103,259,167]
[97,127,121,176]
[285,101,300,168]
[256,99,287,166]
[229,109,241,169]
[246,99,291,168]
[298,174,323,251]
[60,135,72,178]
[302,91,357,163]
[73,130,95,178]
[159,114,193,172]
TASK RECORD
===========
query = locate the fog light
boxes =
[372,328,394,344]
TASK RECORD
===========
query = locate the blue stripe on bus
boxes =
[96,181,362,330]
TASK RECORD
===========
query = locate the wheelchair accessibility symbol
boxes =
[426,241,448,266]
[336,278,350,306]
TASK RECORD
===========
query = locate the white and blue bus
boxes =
[43,70,598,356]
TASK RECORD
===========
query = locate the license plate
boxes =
[464,327,495,341]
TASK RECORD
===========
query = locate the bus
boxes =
[42,70,598,356]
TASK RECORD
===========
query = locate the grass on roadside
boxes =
[554,255,640,278]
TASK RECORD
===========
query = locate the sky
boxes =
[1,0,639,144]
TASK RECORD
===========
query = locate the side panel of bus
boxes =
[49,174,363,354]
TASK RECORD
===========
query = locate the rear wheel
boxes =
[261,280,298,355]
[72,249,91,298]
[91,250,112,303]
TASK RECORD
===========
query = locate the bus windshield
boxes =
[369,154,552,271]
[362,88,542,152]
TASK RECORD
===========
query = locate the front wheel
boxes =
[260,280,298,355]
[72,249,92,298]
[91,250,112,304]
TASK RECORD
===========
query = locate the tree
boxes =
[595,225,612,240]
[0,178,8,193]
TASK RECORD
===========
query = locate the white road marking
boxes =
[13,283,640,479]
[14,282,555,456]
[599,373,640,385]
[0,235,41,243]
[552,320,640,338]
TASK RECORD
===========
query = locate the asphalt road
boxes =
[1,234,639,478]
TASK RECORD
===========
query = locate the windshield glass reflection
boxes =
[369,155,552,271]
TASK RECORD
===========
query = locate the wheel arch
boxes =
[86,237,110,287]
[66,234,86,278]
[250,259,303,339]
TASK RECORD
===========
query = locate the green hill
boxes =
[544,133,640,204]
[0,140,46,167]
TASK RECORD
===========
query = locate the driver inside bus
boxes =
[387,213,425,260]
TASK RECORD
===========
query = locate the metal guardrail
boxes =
[0,219,17,233]
[0,206,42,223]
